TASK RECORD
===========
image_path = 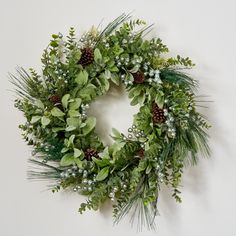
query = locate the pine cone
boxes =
[137,148,145,159]
[84,148,99,161]
[78,47,94,66]
[152,102,166,123]
[48,95,61,105]
[132,71,145,84]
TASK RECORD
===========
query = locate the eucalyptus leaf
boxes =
[74,158,83,169]
[92,157,110,167]
[126,73,134,82]
[110,74,120,85]
[51,107,65,117]
[99,74,110,92]
[61,147,69,153]
[52,127,65,132]
[61,94,70,109]
[78,84,97,101]
[145,164,152,174]
[68,134,75,146]
[96,166,109,181]
[74,148,82,158]
[68,110,80,117]
[104,70,111,79]
[138,93,145,105]
[74,49,81,61]
[111,128,121,139]
[35,100,44,109]
[75,70,88,86]
[94,48,102,62]
[155,93,164,108]
[31,116,41,124]
[65,126,76,132]
[129,66,139,73]
[41,116,50,126]
[82,117,96,135]
[130,96,139,106]
[60,153,75,166]
[69,98,82,110]
[66,117,81,128]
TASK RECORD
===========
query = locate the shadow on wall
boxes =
[87,83,138,146]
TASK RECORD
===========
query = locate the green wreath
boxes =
[12,14,210,230]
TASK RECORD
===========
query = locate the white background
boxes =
[0,0,235,235]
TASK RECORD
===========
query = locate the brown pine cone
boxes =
[137,148,145,159]
[152,102,166,124]
[84,148,99,161]
[48,95,61,105]
[78,47,94,66]
[132,71,145,84]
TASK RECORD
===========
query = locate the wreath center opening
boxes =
[87,84,139,146]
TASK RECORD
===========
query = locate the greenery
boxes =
[11,13,210,231]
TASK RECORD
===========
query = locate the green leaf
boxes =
[78,84,97,101]
[51,107,65,117]
[74,49,81,61]
[110,74,120,85]
[155,91,164,108]
[75,70,88,86]
[35,100,44,109]
[31,116,41,124]
[41,116,50,126]
[138,93,145,105]
[145,164,152,174]
[68,134,75,146]
[99,74,110,92]
[128,86,142,98]
[92,157,110,168]
[68,110,80,117]
[50,40,58,48]
[104,70,111,79]
[60,153,75,166]
[66,117,81,128]
[100,146,110,158]
[130,96,139,106]
[74,148,82,158]
[82,117,96,135]
[52,127,65,132]
[111,128,122,139]
[52,34,59,39]
[94,48,102,62]
[61,147,69,153]
[69,98,82,110]
[96,166,109,181]
[74,158,83,169]
[65,126,76,132]
[126,73,134,82]
[129,66,139,73]
[61,94,70,109]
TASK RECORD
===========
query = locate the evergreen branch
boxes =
[160,69,198,90]
[95,13,132,45]
[27,159,61,181]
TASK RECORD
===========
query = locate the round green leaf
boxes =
[96,166,109,181]
[82,117,96,135]
[51,107,65,117]
[41,116,50,126]
[61,94,70,109]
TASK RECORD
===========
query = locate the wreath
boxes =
[12,14,210,230]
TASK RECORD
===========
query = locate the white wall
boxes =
[0,0,235,235]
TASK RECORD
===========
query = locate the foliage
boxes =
[11,14,210,231]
